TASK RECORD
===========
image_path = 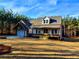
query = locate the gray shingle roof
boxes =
[31,16,62,28]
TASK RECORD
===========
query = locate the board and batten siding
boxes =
[17,30,27,38]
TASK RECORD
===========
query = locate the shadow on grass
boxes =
[62,37,79,42]
[12,48,73,53]
[49,37,79,42]
[0,56,79,59]
[12,47,79,56]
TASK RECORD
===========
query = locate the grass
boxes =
[0,38,79,59]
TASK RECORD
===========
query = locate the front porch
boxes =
[32,28,62,39]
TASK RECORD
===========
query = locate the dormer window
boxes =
[42,17,50,24]
[43,20,48,23]
[50,19,57,23]
[46,20,48,23]
[44,20,45,23]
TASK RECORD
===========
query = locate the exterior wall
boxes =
[52,29,61,36]
[59,28,62,39]
[32,28,43,34]
[17,30,27,38]
[32,29,36,34]
[47,29,52,35]
[37,29,43,34]
[32,28,62,38]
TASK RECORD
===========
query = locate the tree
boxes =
[0,9,6,34]
[0,9,31,35]
[62,15,79,37]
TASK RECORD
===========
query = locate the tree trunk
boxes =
[1,21,4,34]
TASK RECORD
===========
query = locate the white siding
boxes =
[32,29,36,34]
[53,30,55,35]
[49,30,52,35]
[37,29,40,34]
[40,30,43,34]
[59,29,61,35]
[57,29,59,35]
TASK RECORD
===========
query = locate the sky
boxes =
[0,0,79,18]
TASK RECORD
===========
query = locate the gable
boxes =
[44,17,50,20]
[14,20,31,30]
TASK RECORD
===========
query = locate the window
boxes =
[44,20,45,23]
[46,20,48,23]
[33,29,36,34]
[52,29,54,34]
[36,29,37,34]
[50,19,57,23]
[43,20,48,24]
[44,29,48,33]
[38,30,40,34]
[55,29,57,34]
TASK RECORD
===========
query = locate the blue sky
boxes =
[0,0,79,18]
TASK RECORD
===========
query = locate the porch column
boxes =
[53,29,55,35]
[57,29,59,35]
[59,27,62,39]
[41,30,43,34]
[58,29,61,35]
[49,29,52,35]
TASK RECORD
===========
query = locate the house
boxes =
[13,20,31,38]
[31,16,62,39]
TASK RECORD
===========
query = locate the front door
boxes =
[44,29,48,33]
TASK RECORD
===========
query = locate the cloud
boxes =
[0,0,40,13]
[31,0,58,17]
[48,0,57,5]
[0,0,79,18]
[25,0,58,17]
[13,3,40,14]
